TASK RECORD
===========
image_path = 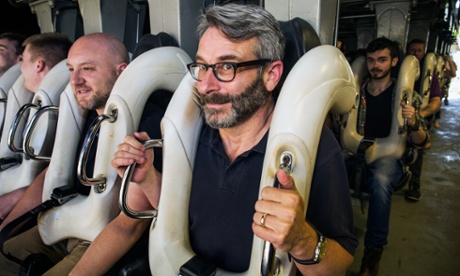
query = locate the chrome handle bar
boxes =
[77,109,117,186]
[399,91,410,134]
[7,103,39,153]
[119,139,163,219]
[23,105,59,161]
[261,151,294,276]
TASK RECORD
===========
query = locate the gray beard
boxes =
[199,76,269,129]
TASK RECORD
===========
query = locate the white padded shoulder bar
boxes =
[419,52,436,109]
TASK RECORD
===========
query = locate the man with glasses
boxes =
[108,4,357,274]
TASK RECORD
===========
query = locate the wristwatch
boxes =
[290,233,327,265]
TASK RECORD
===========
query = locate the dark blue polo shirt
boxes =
[189,124,358,272]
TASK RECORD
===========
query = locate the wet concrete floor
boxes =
[347,93,460,275]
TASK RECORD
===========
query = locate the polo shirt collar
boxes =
[201,124,268,159]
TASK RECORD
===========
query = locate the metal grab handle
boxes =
[77,109,117,186]
[23,105,59,161]
[119,139,163,219]
[7,103,40,153]
[399,91,410,134]
[261,151,294,276]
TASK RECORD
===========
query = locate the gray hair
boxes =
[197,4,285,61]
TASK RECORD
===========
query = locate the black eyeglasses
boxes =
[187,59,272,82]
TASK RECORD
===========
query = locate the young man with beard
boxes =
[346,37,429,275]
[0,33,26,78]
[0,33,165,275]
[111,4,357,275]
[0,32,72,223]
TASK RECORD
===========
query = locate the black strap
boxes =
[0,200,54,252]
[357,137,375,159]
[0,157,20,171]
[0,185,78,252]
[179,256,217,276]
[352,137,375,213]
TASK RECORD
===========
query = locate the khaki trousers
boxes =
[0,226,90,276]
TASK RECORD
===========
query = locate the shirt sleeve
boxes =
[306,127,358,256]
[429,74,441,98]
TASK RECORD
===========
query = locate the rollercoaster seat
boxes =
[341,55,420,206]
[37,35,190,251]
[145,48,356,275]
[7,33,184,275]
[136,20,354,275]
[0,59,69,196]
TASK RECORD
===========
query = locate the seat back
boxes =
[0,60,69,195]
[278,18,321,91]
[148,45,356,275]
[0,63,22,134]
[340,55,419,164]
[38,46,190,245]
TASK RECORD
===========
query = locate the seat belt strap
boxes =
[357,137,375,160]
[354,137,375,213]
[0,185,78,252]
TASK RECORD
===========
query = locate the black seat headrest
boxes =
[276,18,321,98]
[132,32,179,60]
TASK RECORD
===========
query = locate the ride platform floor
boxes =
[347,95,460,276]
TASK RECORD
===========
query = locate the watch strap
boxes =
[289,232,327,265]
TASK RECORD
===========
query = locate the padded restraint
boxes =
[417,53,436,109]
[435,55,445,88]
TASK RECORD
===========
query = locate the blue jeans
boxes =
[365,157,403,247]
[343,154,403,248]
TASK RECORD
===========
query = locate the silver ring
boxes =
[260,213,268,228]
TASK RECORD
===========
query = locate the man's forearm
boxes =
[69,215,151,276]
[421,97,441,118]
